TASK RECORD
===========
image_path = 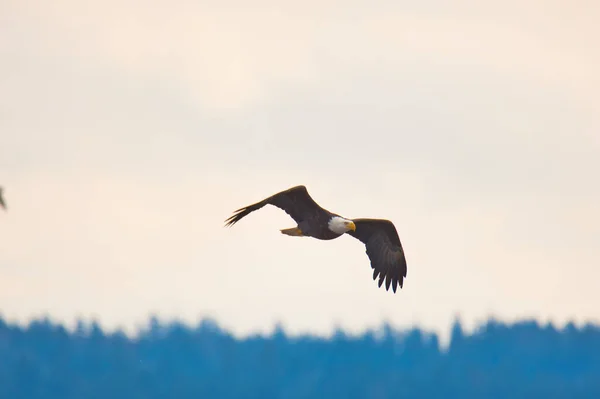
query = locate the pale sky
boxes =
[1,0,599,343]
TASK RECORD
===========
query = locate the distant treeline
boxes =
[0,315,599,398]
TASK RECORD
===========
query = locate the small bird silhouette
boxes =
[0,186,6,210]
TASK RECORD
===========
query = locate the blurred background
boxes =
[1,0,599,397]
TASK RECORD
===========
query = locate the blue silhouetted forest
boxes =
[1,314,599,398]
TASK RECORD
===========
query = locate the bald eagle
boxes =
[0,186,6,210]
[225,185,407,293]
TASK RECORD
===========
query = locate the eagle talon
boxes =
[280,227,303,237]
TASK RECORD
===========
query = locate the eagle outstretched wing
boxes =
[0,187,6,210]
[347,218,407,293]
[224,185,325,227]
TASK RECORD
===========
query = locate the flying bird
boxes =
[0,186,6,210]
[225,185,407,293]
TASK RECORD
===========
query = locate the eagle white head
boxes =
[328,216,356,235]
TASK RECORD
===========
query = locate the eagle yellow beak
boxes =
[347,221,356,231]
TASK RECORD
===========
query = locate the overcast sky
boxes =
[1,0,599,343]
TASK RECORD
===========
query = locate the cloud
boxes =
[0,0,599,339]
[5,0,598,111]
